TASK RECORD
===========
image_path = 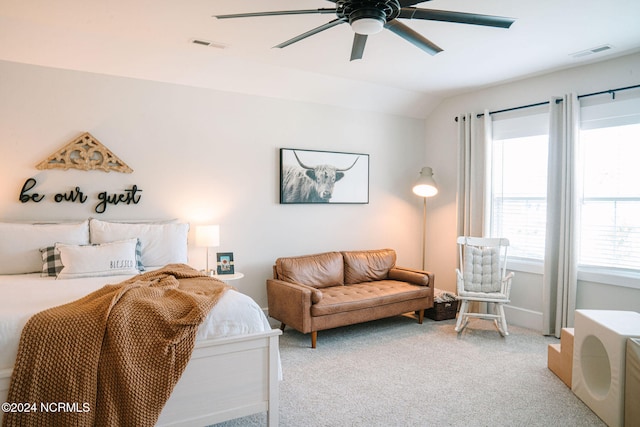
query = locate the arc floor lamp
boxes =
[412,167,438,270]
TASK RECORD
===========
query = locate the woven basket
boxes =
[425,294,459,321]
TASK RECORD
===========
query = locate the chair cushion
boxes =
[458,290,508,300]
[275,251,344,289]
[463,245,501,292]
[342,249,396,285]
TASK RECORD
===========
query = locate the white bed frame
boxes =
[0,329,282,426]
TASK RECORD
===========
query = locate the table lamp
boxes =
[196,225,220,276]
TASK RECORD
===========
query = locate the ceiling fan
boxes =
[214,0,515,61]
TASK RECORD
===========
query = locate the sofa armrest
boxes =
[266,278,320,334]
[389,267,435,288]
[288,280,324,303]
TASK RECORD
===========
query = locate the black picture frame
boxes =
[216,252,235,275]
[280,148,369,204]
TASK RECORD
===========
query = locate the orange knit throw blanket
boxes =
[3,264,230,427]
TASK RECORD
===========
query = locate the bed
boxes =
[0,219,281,426]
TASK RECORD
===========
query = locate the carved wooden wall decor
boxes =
[36,132,133,173]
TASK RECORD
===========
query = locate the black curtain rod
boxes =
[454,83,640,122]
[475,101,549,119]
[577,83,640,100]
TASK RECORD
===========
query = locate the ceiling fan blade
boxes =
[350,34,368,61]
[385,20,442,56]
[215,9,336,19]
[399,8,515,28]
[399,0,433,6]
[275,18,347,49]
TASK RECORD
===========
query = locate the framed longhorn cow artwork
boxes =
[280,148,369,204]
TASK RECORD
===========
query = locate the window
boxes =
[489,112,548,260]
[579,122,640,272]
[490,135,548,259]
[486,95,640,280]
[578,95,640,277]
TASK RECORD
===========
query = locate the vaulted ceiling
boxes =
[1,0,639,118]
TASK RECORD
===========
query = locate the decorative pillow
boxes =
[342,249,396,285]
[134,239,144,272]
[40,239,143,277]
[0,221,89,275]
[40,246,63,277]
[93,218,179,225]
[89,219,189,268]
[56,238,140,279]
[276,252,344,289]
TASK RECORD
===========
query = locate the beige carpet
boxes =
[213,314,605,427]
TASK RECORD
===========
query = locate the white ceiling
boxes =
[1,0,640,118]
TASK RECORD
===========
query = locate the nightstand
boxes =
[212,272,244,283]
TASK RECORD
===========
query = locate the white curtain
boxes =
[542,94,580,337]
[456,111,491,238]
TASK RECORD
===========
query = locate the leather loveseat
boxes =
[267,249,435,348]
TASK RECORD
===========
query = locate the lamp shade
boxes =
[196,225,220,247]
[412,167,438,197]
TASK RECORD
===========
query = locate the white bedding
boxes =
[0,272,272,371]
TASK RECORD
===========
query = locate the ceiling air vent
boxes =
[571,44,613,58]
[190,39,227,49]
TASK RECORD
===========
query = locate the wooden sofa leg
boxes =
[311,331,317,349]
[418,309,425,324]
[280,323,286,332]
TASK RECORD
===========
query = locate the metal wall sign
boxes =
[19,178,142,214]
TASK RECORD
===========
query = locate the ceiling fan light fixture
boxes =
[349,8,386,35]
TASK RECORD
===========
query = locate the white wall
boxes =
[0,60,427,309]
[423,52,640,330]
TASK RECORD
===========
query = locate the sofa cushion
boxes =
[276,251,344,289]
[342,249,396,285]
[311,280,430,316]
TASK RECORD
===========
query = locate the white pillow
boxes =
[89,219,189,268]
[56,238,140,279]
[0,221,90,275]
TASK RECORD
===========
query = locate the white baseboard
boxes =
[505,305,543,332]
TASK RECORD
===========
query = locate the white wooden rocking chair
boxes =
[455,236,514,336]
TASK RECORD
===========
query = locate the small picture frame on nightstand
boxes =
[216,252,235,275]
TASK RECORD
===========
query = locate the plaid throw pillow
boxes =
[40,246,63,277]
[135,239,144,272]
